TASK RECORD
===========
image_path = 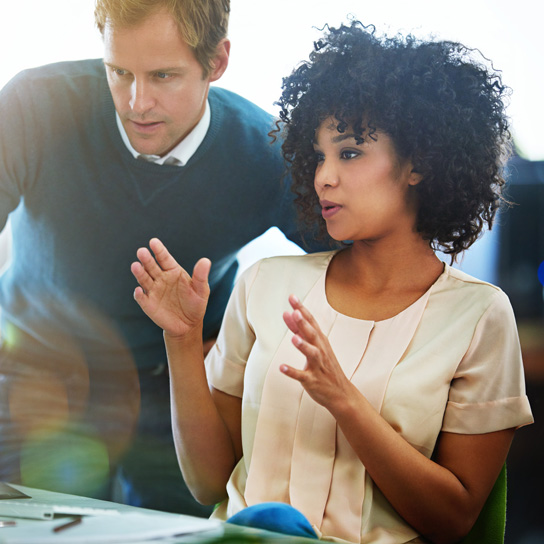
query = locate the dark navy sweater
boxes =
[0,59,310,369]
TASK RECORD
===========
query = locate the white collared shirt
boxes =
[116,100,211,166]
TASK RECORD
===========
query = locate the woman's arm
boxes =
[332,390,513,543]
[282,294,513,544]
[164,330,242,505]
[132,238,241,504]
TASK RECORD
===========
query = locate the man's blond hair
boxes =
[95,0,230,77]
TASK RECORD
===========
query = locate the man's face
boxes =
[103,8,227,157]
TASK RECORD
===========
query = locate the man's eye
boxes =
[156,72,171,79]
[113,68,126,76]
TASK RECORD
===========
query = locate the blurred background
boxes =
[1,1,542,541]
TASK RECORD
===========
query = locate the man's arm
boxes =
[0,73,29,234]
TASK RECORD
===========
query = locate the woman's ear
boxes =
[408,169,423,186]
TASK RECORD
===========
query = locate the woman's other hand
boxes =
[282,294,355,411]
[131,238,211,339]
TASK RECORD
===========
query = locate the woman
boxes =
[131,22,533,543]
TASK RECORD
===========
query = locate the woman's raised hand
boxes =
[282,295,355,412]
[131,238,211,339]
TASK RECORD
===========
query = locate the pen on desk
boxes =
[53,517,82,533]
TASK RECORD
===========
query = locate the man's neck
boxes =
[115,100,211,166]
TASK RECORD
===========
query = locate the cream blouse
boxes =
[205,251,533,543]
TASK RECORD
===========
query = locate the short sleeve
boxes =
[442,290,533,433]
[204,261,261,397]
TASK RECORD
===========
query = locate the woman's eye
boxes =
[341,150,359,160]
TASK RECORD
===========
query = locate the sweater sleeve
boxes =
[0,74,26,230]
[442,289,533,433]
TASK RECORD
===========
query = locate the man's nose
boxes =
[129,79,155,114]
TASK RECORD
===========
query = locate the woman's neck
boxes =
[325,236,444,321]
[347,236,441,290]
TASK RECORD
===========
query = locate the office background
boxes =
[1,1,542,542]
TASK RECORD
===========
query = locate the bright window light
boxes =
[1,0,542,160]
[1,0,541,277]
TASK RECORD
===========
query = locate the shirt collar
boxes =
[116,100,211,166]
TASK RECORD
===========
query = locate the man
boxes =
[0,0,322,516]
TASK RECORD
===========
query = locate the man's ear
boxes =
[208,39,230,83]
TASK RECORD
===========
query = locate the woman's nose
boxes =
[314,159,339,190]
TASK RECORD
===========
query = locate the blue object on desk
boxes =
[227,502,318,539]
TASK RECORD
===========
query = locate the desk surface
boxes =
[0,484,315,543]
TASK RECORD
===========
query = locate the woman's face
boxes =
[312,119,421,244]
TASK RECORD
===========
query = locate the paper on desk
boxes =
[0,483,30,500]
[0,512,222,543]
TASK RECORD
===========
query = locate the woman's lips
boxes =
[320,200,342,219]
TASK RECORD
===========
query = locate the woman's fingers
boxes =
[280,364,306,382]
[133,285,147,306]
[135,239,191,287]
[284,297,326,368]
[286,307,321,350]
[136,246,164,280]
[284,295,339,370]
[192,258,212,299]
[149,237,180,271]
[131,260,154,294]
[133,240,212,305]
[291,332,322,362]
[282,296,350,409]
[288,294,321,331]
[283,311,300,335]
[295,310,320,342]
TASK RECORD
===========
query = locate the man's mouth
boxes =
[128,120,164,133]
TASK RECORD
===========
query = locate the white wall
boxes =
[1,0,542,276]
[2,1,542,158]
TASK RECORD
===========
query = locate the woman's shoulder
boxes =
[240,250,335,277]
[237,251,337,302]
[442,264,503,292]
[260,250,337,271]
[436,263,514,317]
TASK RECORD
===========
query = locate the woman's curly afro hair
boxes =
[276,21,512,259]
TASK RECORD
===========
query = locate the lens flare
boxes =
[20,427,110,497]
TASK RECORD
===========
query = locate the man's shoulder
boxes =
[11,58,104,85]
[209,86,275,125]
[2,59,106,105]
[204,87,282,160]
